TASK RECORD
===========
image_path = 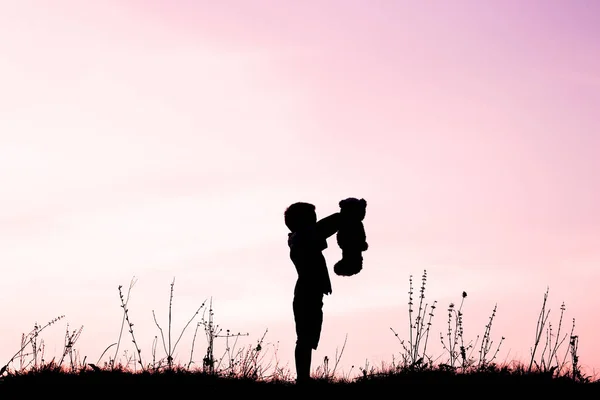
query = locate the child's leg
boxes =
[293,293,324,382]
[295,343,312,383]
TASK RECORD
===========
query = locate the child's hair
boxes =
[284,202,316,232]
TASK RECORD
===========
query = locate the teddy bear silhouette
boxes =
[334,197,368,277]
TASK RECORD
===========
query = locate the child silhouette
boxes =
[284,202,340,384]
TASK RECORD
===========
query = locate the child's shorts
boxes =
[293,292,324,350]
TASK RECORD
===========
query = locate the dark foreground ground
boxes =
[1,369,599,396]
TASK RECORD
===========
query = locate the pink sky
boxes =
[1,0,599,378]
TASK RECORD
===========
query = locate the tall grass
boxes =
[0,271,597,389]
[390,270,437,369]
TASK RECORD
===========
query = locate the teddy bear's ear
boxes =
[360,198,367,207]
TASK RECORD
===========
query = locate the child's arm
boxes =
[316,212,340,241]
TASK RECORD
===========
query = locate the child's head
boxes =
[284,202,317,232]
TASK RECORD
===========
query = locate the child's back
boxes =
[288,224,332,296]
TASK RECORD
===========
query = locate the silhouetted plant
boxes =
[92,342,116,371]
[260,341,294,382]
[314,333,348,381]
[112,277,137,370]
[57,323,84,370]
[536,301,573,376]
[151,277,207,370]
[390,270,437,369]
[439,291,476,370]
[197,297,249,375]
[0,315,65,375]
[527,287,582,379]
[529,287,550,373]
[117,280,144,371]
[358,359,377,379]
[227,329,270,379]
[477,303,505,368]
[569,335,588,383]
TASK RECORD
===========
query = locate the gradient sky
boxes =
[1,0,599,378]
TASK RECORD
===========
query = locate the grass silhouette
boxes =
[1,271,598,394]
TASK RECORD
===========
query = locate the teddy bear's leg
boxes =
[336,260,350,276]
[334,253,353,276]
[335,251,364,276]
[349,253,363,275]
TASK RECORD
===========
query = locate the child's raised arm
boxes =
[316,212,340,241]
